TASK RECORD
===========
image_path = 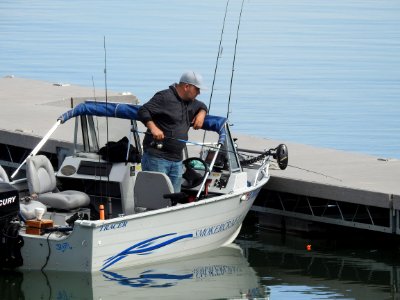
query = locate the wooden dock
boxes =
[0,76,139,171]
[236,127,400,235]
[1,76,399,235]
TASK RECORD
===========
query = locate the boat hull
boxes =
[18,184,264,272]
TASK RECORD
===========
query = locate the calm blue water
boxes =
[0,3,400,297]
[1,0,399,159]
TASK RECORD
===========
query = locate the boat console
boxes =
[56,154,140,217]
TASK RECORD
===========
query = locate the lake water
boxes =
[1,1,400,299]
[1,228,400,300]
[0,0,399,159]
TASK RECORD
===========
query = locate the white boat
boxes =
[0,100,288,272]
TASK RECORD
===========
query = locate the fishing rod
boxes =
[91,74,105,203]
[202,0,230,148]
[91,75,97,101]
[287,165,343,182]
[91,75,101,149]
[92,75,102,151]
[237,147,340,180]
[226,0,245,119]
[133,129,225,151]
[133,129,288,169]
[208,0,230,113]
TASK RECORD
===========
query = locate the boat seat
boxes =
[26,155,90,210]
[133,171,173,211]
[19,198,48,221]
[75,152,102,160]
[0,165,47,220]
[0,165,9,183]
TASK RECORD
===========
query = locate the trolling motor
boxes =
[273,144,289,170]
[240,144,288,170]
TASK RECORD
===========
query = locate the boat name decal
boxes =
[55,242,72,253]
[101,233,193,271]
[194,215,243,238]
[193,265,241,279]
[100,264,241,287]
[0,196,16,206]
[99,221,128,232]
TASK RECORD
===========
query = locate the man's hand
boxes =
[192,109,206,130]
[146,121,164,140]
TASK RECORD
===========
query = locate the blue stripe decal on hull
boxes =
[102,270,193,288]
[101,233,193,270]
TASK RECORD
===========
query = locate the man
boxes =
[138,71,208,192]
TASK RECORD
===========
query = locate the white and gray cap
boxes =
[179,71,208,90]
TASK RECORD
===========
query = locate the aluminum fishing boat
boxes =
[0,100,287,272]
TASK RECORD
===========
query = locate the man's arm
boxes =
[192,109,207,130]
[138,92,165,140]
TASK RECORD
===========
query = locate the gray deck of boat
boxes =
[1,76,399,222]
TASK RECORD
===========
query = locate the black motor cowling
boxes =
[0,182,19,220]
[0,182,23,269]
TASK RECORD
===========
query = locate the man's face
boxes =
[184,84,200,101]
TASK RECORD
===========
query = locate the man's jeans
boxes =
[141,152,182,192]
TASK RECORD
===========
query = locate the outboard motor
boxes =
[0,182,23,269]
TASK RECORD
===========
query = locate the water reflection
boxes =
[237,229,400,300]
[3,229,400,299]
[0,244,265,300]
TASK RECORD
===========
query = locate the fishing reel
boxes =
[150,141,164,150]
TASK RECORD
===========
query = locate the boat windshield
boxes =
[74,115,134,154]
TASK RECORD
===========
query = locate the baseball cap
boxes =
[179,71,208,90]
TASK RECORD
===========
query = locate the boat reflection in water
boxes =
[13,244,265,299]
[6,229,400,299]
[237,229,400,300]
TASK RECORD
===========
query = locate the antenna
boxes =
[103,36,112,218]
[103,41,107,91]
[103,36,109,140]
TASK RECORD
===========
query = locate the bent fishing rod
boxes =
[134,129,333,176]
[132,129,288,170]
[133,129,223,149]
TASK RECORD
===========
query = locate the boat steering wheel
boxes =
[181,158,209,189]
